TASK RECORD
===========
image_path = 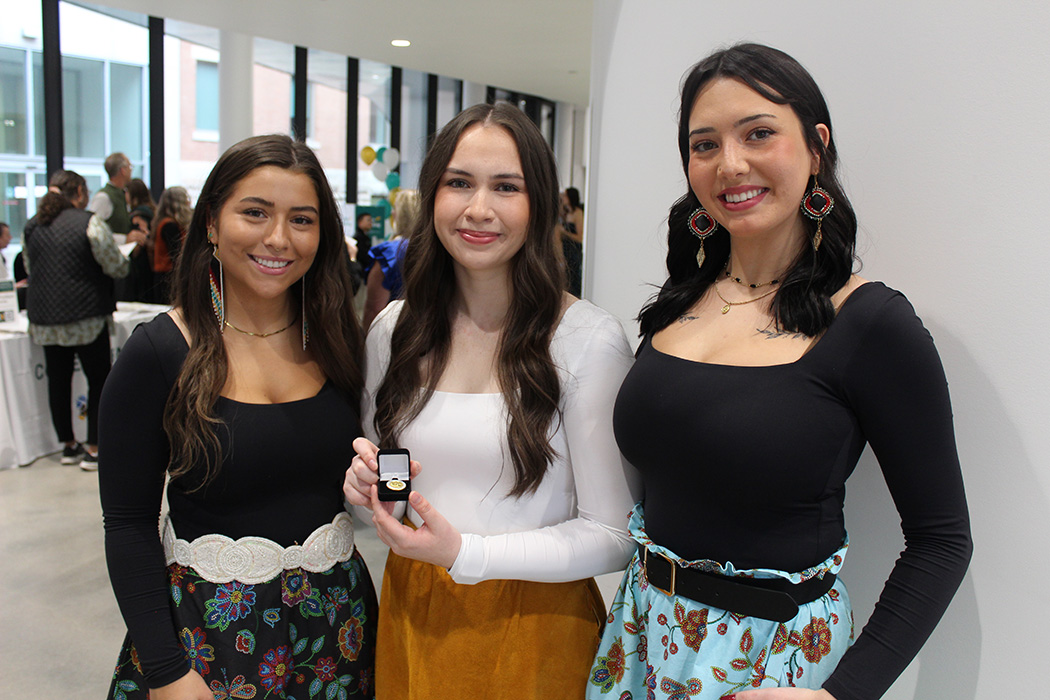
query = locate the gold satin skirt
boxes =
[376,549,606,699]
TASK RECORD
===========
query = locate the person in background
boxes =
[353,211,374,268]
[362,189,420,328]
[126,179,156,243]
[23,170,142,471]
[150,186,193,304]
[0,221,11,280]
[556,186,584,297]
[90,153,151,302]
[588,43,971,700]
[344,103,639,698]
[99,134,377,700]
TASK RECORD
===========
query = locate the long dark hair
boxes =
[374,103,565,497]
[36,170,86,226]
[639,43,857,338]
[165,134,364,485]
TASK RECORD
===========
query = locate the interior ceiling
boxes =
[82,0,594,106]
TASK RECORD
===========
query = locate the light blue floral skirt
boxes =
[588,504,853,699]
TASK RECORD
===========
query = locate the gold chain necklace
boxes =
[224,317,297,338]
[713,283,779,314]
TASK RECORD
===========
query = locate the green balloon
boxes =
[376,146,387,162]
[385,172,401,190]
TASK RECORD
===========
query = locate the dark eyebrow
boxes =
[446,167,525,181]
[688,113,778,137]
[239,196,318,215]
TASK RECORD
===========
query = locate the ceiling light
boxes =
[391,39,411,48]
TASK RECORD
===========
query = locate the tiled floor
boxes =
[0,453,622,699]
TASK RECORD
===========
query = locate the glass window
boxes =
[62,56,105,159]
[357,60,391,203]
[163,20,220,198]
[307,48,348,202]
[1,172,28,240]
[110,62,144,161]
[253,37,293,137]
[0,47,28,155]
[436,76,459,133]
[399,69,427,192]
[195,61,218,132]
[32,52,44,157]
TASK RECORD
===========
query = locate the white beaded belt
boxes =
[162,511,355,585]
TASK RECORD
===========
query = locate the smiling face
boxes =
[433,124,530,280]
[209,165,320,308]
[687,78,827,246]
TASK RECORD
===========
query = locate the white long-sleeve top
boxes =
[363,299,641,585]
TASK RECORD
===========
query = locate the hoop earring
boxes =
[301,273,309,351]
[800,178,834,252]
[688,205,719,268]
[209,245,225,331]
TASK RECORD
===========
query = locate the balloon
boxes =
[376,147,387,163]
[389,187,401,204]
[383,148,400,169]
[372,161,389,180]
[385,172,401,190]
[377,199,392,216]
[360,146,376,165]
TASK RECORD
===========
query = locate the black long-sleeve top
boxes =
[613,282,972,700]
[98,314,359,687]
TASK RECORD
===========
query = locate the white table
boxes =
[0,303,168,470]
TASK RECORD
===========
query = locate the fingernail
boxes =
[721,695,736,700]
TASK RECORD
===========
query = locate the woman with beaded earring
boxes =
[588,44,971,700]
[99,135,377,700]
[343,103,640,699]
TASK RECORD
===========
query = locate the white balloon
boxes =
[371,161,389,180]
[382,148,400,169]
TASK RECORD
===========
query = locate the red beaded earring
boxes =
[688,206,719,268]
[800,179,834,252]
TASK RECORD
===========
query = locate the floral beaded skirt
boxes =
[587,504,852,700]
[108,548,378,700]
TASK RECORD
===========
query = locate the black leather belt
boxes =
[641,546,836,623]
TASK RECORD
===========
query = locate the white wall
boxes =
[588,2,1050,698]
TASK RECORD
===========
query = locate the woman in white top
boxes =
[344,103,640,698]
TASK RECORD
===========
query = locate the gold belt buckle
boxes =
[644,548,676,597]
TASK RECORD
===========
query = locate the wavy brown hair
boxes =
[374,103,564,497]
[165,134,364,485]
[36,170,86,225]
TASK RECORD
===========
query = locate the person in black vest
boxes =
[24,170,144,471]
[90,153,151,301]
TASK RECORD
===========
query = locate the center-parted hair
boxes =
[640,43,858,338]
[165,134,364,486]
[373,103,565,497]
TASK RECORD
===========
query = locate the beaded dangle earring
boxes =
[688,205,719,268]
[800,178,834,252]
[301,273,309,351]
[208,233,225,331]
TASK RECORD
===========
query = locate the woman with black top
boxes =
[99,135,376,700]
[557,187,584,297]
[588,44,971,700]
